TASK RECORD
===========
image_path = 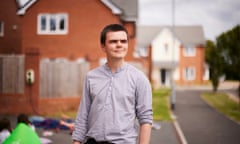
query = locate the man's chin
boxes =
[112,53,126,58]
[112,56,126,60]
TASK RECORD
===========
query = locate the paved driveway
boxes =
[173,89,240,144]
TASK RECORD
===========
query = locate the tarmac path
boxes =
[173,89,240,144]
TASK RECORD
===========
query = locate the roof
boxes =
[110,0,138,21]
[137,25,206,48]
[16,0,37,15]
[16,0,138,22]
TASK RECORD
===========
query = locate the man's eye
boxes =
[109,40,117,43]
[121,40,128,43]
[109,40,128,43]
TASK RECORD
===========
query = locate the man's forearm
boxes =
[139,123,152,144]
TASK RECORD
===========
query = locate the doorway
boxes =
[160,69,166,85]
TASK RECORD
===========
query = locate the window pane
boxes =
[50,17,56,31]
[41,16,47,31]
[59,18,65,30]
[0,21,3,36]
[184,67,195,80]
[185,69,189,80]
[190,69,194,77]
[164,43,168,53]
[0,21,2,32]
[0,21,2,33]
[184,45,195,56]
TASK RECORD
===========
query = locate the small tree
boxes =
[205,40,224,92]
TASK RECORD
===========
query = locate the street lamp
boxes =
[170,0,176,110]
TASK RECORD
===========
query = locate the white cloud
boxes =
[139,0,240,41]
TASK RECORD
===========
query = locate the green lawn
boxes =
[152,88,172,121]
[201,92,240,123]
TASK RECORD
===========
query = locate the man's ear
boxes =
[101,44,106,52]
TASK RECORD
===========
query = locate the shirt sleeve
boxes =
[135,73,153,125]
[72,76,91,142]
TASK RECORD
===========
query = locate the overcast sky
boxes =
[138,0,240,41]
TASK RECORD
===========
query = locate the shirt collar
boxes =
[103,63,128,74]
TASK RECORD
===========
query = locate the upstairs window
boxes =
[0,21,4,37]
[38,13,68,35]
[183,45,196,57]
[183,67,195,81]
[164,43,169,53]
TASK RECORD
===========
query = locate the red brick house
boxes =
[136,25,209,88]
[0,0,138,115]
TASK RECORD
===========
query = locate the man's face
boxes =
[101,31,128,60]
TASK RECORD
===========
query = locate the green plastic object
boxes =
[3,123,41,144]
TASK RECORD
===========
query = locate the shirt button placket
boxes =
[106,76,113,105]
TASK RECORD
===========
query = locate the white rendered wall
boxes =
[152,28,180,63]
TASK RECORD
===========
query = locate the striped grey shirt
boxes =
[72,63,152,144]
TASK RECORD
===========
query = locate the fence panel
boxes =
[40,59,89,98]
[0,55,25,93]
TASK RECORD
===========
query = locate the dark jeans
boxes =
[84,138,114,144]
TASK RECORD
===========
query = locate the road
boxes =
[173,89,240,144]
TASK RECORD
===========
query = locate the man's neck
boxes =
[106,59,125,73]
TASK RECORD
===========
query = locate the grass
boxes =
[201,92,240,123]
[43,110,77,119]
[152,88,172,121]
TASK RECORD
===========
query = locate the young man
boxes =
[72,24,152,144]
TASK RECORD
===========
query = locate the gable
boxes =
[151,28,181,63]
[152,28,177,46]
[137,25,206,49]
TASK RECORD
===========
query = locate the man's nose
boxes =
[116,40,122,46]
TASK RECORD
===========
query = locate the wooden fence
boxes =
[0,55,89,98]
[0,55,25,94]
[39,58,89,98]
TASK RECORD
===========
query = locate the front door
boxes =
[160,69,166,85]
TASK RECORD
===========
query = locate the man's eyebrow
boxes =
[109,39,128,42]
[120,39,128,43]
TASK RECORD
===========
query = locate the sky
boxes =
[138,0,240,41]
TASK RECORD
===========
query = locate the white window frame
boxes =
[183,45,196,57]
[183,67,195,81]
[37,13,68,35]
[0,21,4,37]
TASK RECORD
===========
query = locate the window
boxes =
[164,43,169,53]
[183,45,196,56]
[183,67,195,81]
[38,13,68,35]
[0,21,4,37]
